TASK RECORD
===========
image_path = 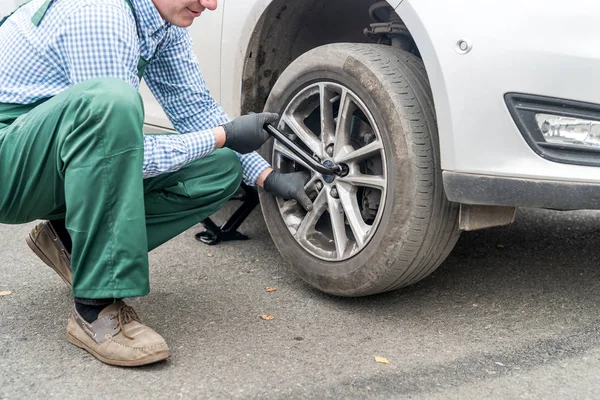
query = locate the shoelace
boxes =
[116,305,142,340]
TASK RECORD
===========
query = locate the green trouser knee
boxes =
[0,78,242,299]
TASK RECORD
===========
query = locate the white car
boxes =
[142,0,600,297]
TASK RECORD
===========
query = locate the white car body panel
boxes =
[398,0,600,184]
[219,0,268,118]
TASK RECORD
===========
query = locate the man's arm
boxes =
[143,28,272,185]
[143,127,220,178]
[142,115,279,179]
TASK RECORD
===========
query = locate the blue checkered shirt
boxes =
[0,0,270,183]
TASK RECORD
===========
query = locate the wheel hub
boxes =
[322,160,336,183]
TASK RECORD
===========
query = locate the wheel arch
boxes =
[392,1,455,169]
[239,0,403,114]
[237,0,453,167]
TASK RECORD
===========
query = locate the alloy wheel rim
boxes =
[272,81,388,261]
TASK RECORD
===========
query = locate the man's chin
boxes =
[167,15,195,28]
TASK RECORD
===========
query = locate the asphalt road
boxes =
[1,206,599,399]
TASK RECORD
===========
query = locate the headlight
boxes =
[506,93,600,167]
[536,114,600,148]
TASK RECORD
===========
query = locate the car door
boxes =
[140,4,225,131]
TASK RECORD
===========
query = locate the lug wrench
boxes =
[264,124,348,177]
[196,123,348,245]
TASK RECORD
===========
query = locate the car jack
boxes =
[195,124,348,245]
[195,182,259,245]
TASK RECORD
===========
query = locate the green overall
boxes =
[0,1,242,299]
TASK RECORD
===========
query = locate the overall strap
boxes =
[31,0,53,26]
[122,0,155,80]
[123,0,134,14]
[123,0,141,37]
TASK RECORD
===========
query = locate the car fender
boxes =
[221,0,404,116]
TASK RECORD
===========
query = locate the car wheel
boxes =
[259,43,460,296]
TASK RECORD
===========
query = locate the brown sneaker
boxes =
[67,301,171,367]
[26,221,72,286]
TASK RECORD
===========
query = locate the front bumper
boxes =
[444,172,600,210]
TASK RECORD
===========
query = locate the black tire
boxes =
[259,43,460,296]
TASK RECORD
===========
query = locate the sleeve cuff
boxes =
[238,151,271,186]
[183,129,217,161]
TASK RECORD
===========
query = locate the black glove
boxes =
[264,171,313,211]
[221,112,279,154]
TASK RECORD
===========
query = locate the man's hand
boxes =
[221,112,279,154]
[263,171,313,211]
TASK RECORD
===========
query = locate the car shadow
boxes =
[318,207,600,309]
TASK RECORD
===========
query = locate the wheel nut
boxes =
[330,187,339,198]
[326,145,334,157]
[315,181,323,191]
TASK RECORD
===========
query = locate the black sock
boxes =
[74,298,117,323]
[49,219,72,254]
